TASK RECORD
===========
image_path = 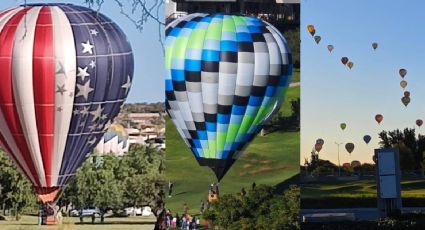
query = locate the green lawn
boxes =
[0,215,155,230]
[292,68,300,83]
[301,179,425,208]
[165,86,300,217]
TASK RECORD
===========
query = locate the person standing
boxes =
[199,200,205,213]
[252,181,256,190]
[168,181,174,197]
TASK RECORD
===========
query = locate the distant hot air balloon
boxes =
[341,57,349,65]
[402,96,411,107]
[372,42,378,50]
[307,25,315,36]
[0,4,133,204]
[166,14,293,181]
[340,123,347,130]
[399,69,407,78]
[316,138,325,145]
[347,61,354,69]
[314,35,321,44]
[400,80,407,89]
[363,135,371,144]
[342,162,351,168]
[345,143,355,154]
[327,45,334,52]
[314,143,322,152]
[404,91,410,97]
[351,160,361,168]
[375,114,383,124]
[416,119,423,127]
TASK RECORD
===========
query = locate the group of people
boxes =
[165,209,201,229]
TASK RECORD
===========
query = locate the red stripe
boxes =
[33,6,54,187]
[0,7,15,20]
[0,7,41,187]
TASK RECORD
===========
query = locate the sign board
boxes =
[379,175,397,198]
[378,151,396,175]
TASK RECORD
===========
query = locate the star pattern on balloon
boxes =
[77,66,90,81]
[121,75,132,94]
[76,80,94,100]
[89,60,96,69]
[81,40,94,55]
[56,84,67,96]
[90,105,104,122]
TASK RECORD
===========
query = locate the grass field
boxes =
[301,179,425,208]
[165,85,300,217]
[0,215,155,230]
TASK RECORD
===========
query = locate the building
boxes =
[166,0,299,31]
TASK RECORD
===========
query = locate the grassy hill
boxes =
[165,85,300,216]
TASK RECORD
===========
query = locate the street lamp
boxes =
[335,142,343,176]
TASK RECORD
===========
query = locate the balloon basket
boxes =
[208,193,219,203]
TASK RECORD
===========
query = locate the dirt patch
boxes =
[260,160,274,164]
[249,165,289,175]
[241,164,252,169]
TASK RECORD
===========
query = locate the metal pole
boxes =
[335,142,342,176]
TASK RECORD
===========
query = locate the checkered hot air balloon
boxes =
[165,14,292,181]
[0,3,133,203]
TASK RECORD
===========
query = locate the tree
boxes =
[283,27,300,68]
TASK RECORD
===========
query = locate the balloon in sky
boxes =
[375,114,383,124]
[404,91,410,97]
[314,143,322,152]
[165,14,292,181]
[340,123,347,130]
[316,138,324,145]
[399,68,407,78]
[416,119,423,127]
[0,4,134,203]
[372,42,378,50]
[401,96,410,107]
[347,61,354,69]
[307,25,315,36]
[345,143,355,154]
[363,135,371,144]
[314,35,321,44]
[327,45,334,52]
[341,57,349,65]
[95,124,129,156]
[400,80,407,89]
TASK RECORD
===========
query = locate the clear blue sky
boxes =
[301,0,425,165]
[1,0,164,103]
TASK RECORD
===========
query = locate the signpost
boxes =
[374,148,402,217]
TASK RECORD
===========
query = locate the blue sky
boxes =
[1,0,164,103]
[301,0,425,165]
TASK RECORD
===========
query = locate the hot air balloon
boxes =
[363,135,371,144]
[402,96,411,107]
[340,123,347,130]
[351,160,361,168]
[314,35,321,44]
[165,14,292,181]
[342,162,351,168]
[0,4,133,205]
[307,25,315,36]
[95,124,129,156]
[314,143,322,152]
[327,45,334,52]
[316,138,324,145]
[345,143,355,154]
[375,114,383,124]
[372,42,378,50]
[404,91,410,97]
[399,68,407,78]
[341,57,349,65]
[347,61,354,69]
[416,119,423,127]
[400,80,407,89]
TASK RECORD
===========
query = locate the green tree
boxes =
[283,28,300,68]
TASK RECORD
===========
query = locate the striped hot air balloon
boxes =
[165,14,292,181]
[95,124,129,156]
[0,3,133,203]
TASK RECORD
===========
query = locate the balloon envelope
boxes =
[307,25,315,36]
[416,119,423,127]
[0,4,133,202]
[375,114,383,124]
[314,143,322,152]
[400,80,407,89]
[372,42,378,50]
[327,45,334,52]
[316,138,324,145]
[314,35,321,44]
[402,96,411,107]
[347,61,354,69]
[345,143,355,154]
[341,57,349,65]
[399,69,407,78]
[340,123,347,130]
[165,14,292,181]
[404,91,410,97]
[363,135,371,144]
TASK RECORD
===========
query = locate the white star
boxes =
[76,80,94,101]
[90,29,99,36]
[90,105,104,121]
[88,124,97,131]
[81,106,89,116]
[89,60,96,69]
[100,114,108,121]
[88,137,96,145]
[77,66,90,81]
[56,84,67,96]
[81,40,94,55]
[103,120,112,131]
[121,75,132,94]
[73,109,80,115]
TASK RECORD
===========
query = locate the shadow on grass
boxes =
[274,173,300,194]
